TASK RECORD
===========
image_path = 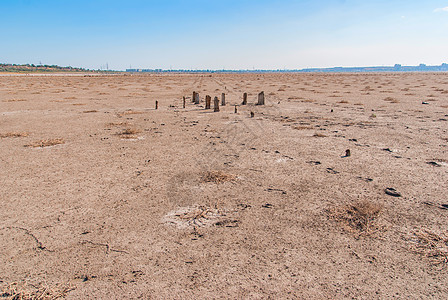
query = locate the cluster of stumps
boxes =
[178,91,265,114]
[154,91,265,117]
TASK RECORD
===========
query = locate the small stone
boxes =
[385,187,401,197]
[427,161,441,167]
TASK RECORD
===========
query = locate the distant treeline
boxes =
[0,63,93,73]
[127,63,448,73]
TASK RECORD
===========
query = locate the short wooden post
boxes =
[213,96,220,112]
[250,111,254,118]
[155,100,158,110]
[234,105,238,113]
[205,95,211,109]
[183,96,186,108]
[192,91,196,103]
[195,92,200,104]
[221,93,226,106]
[242,93,247,105]
[257,91,265,105]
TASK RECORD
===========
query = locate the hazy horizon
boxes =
[1,0,448,71]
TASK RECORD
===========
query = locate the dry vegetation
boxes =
[313,132,327,137]
[292,126,313,130]
[0,282,74,300]
[116,128,140,138]
[24,139,65,148]
[384,96,400,103]
[329,200,384,236]
[117,110,144,117]
[201,170,237,184]
[0,132,29,138]
[106,121,130,127]
[176,206,216,228]
[163,205,231,229]
[411,230,448,267]
[2,99,27,102]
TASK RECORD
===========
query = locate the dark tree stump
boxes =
[205,95,211,109]
[257,91,265,105]
[195,92,200,104]
[242,93,247,105]
[214,97,220,112]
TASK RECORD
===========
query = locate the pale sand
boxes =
[0,73,447,298]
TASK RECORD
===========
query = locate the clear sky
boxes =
[1,0,448,70]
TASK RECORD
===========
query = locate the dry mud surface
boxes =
[1,73,447,299]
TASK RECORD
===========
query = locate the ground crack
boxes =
[3,226,54,252]
[80,240,129,254]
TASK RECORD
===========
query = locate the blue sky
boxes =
[1,0,448,70]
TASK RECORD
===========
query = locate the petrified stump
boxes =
[250,111,254,118]
[195,92,200,104]
[155,100,158,110]
[257,91,265,105]
[242,93,247,105]
[214,97,220,112]
[205,95,211,109]
[183,96,186,108]
[221,93,226,106]
[192,92,196,103]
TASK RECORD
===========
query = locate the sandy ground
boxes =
[0,72,447,299]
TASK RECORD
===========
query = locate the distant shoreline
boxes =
[2,62,448,74]
[0,72,120,77]
[126,63,448,74]
[2,71,448,77]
